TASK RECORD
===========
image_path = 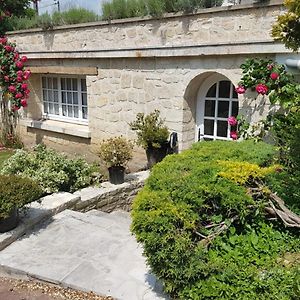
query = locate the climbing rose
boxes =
[4,45,12,52]
[17,76,23,82]
[256,84,268,95]
[228,116,238,126]
[15,92,23,99]
[21,83,28,90]
[270,72,279,80]
[4,76,9,82]
[11,105,20,112]
[230,131,238,140]
[8,85,16,93]
[267,64,274,70]
[16,70,23,77]
[20,99,27,107]
[20,56,27,63]
[235,85,246,94]
[16,61,23,69]
[0,37,7,44]
[23,70,31,80]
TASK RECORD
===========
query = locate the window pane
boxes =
[82,107,88,119]
[217,101,229,118]
[47,78,52,89]
[217,121,228,137]
[81,79,87,92]
[49,103,54,114]
[62,92,66,103]
[54,104,59,115]
[53,91,59,102]
[232,86,238,99]
[42,77,47,88]
[47,90,53,102]
[44,102,48,113]
[43,90,47,101]
[206,84,216,97]
[232,101,239,117]
[67,92,72,104]
[219,81,231,98]
[74,106,79,118]
[204,100,215,117]
[61,78,66,90]
[62,105,67,116]
[82,93,87,106]
[67,78,72,90]
[73,92,78,104]
[204,119,214,136]
[72,79,77,91]
[68,106,73,117]
[53,78,58,89]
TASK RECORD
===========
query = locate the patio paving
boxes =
[0,210,167,300]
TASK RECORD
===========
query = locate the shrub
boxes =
[0,175,42,219]
[131,140,299,299]
[0,144,101,194]
[97,136,133,167]
[129,110,169,149]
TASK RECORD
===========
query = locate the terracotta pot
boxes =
[0,208,19,233]
[108,166,125,185]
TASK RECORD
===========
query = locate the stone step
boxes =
[86,209,132,228]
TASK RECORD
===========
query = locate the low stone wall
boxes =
[74,171,149,212]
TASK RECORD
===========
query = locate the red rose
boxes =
[270,72,279,80]
[24,89,30,95]
[4,45,12,52]
[21,83,28,90]
[20,99,28,107]
[16,61,23,69]
[11,105,20,112]
[17,76,23,83]
[16,70,23,77]
[255,84,268,95]
[15,92,23,99]
[23,70,31,80]
[235,85,246,94]
[4,76,10,82]
[267,64,274,70]
[8,85,16,93]
[230,131,238,140]
[14,52,19,61]
[0,37,7,44]
[20,56,28,63]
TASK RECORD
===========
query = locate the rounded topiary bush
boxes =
[131,140,300,300]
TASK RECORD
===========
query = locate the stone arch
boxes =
[182,71,239,149]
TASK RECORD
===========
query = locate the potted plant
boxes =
[97,136,133,185]
[129,110,170,168]
[0,175,42,233]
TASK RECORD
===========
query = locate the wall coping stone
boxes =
[7,0,283,36]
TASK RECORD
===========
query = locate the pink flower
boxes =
[270,72,279,80]
[228,116,238,126]
[235,85,246,94]
[4,45,12,52]
[8,85,16,93]
[17,76,23,83]
[4,76,10,82]
[255,84,268,95]
[20,99,28,107]
[0,37,7,44]
[23,70,31,80]
[230,131,238,140]
[267,64,274,70]
[16,70,23,77]
[20,56,28,63]
[11,105,20,112]
[21,83,28,90]
[16,61,23,69]
[14,52,19,61]
[15,92,23,99]
[23,89,30,96]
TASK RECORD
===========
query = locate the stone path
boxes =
[0,210,167,300]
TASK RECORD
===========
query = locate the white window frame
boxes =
[41,75,88,125]
[196,73,239,141]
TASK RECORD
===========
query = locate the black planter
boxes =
[108,166,125,185]
[146,143,169,168]
[0,208,19,233]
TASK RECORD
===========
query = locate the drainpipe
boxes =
[285,59,300,70]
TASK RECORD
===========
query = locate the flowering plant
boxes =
[235,58,300,108]
[97,136,133,167]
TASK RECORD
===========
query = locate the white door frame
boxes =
[195,73,238,141]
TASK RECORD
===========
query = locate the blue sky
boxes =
[38,0,103,15]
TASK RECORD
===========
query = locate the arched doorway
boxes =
[196,74,238,141]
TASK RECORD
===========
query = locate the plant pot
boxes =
[146,143,169,169]
[108,166,125,185]
[0,208,19,233]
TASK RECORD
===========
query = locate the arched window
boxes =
[196,77,238,141]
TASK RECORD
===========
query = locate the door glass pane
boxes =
[73,92,78,104]
[61,78,66,90]
[49,103,54,114]
[72,79,77,91]
[217,121,228,137]
[74,106,79,118]
[47,78,52,89]
[82,107,88,119]
[81,79,87,92]
[54,104,59,115]
[206,83,216,97]
[204,100,215,117]
[204,119,214,136]
[217,101,229,118]
[53,78,58,89]
[232,101,239,117]
[62,92,66,103]
[82,93,87,106]
[53,91,59,102]
[42,77,46,88]
[67,78,72,90]
[44,102,48,113]
[67,92,72,104]
[68,106,73,117]
[219,81,231,98]
[62,105,67,116]
[43,90,47,101]
[47,90,53,102]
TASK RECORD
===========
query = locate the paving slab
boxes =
[0,210,167,300]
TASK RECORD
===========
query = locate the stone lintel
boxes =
[29,66,98,75]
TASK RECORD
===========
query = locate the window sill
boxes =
[23,119,91,139]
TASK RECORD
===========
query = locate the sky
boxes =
[38,0,103,15]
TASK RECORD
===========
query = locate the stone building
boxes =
[8,0,300,168]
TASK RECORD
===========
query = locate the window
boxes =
[42,76,88,122]
[197,79,238,141]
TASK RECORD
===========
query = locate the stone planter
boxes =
[0,208,19,233]
[146,143,169,168]
[108,166,125,185]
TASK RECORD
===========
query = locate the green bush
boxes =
[0,144,102,194]
[0,175,42,219]
[131,140,299,299]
